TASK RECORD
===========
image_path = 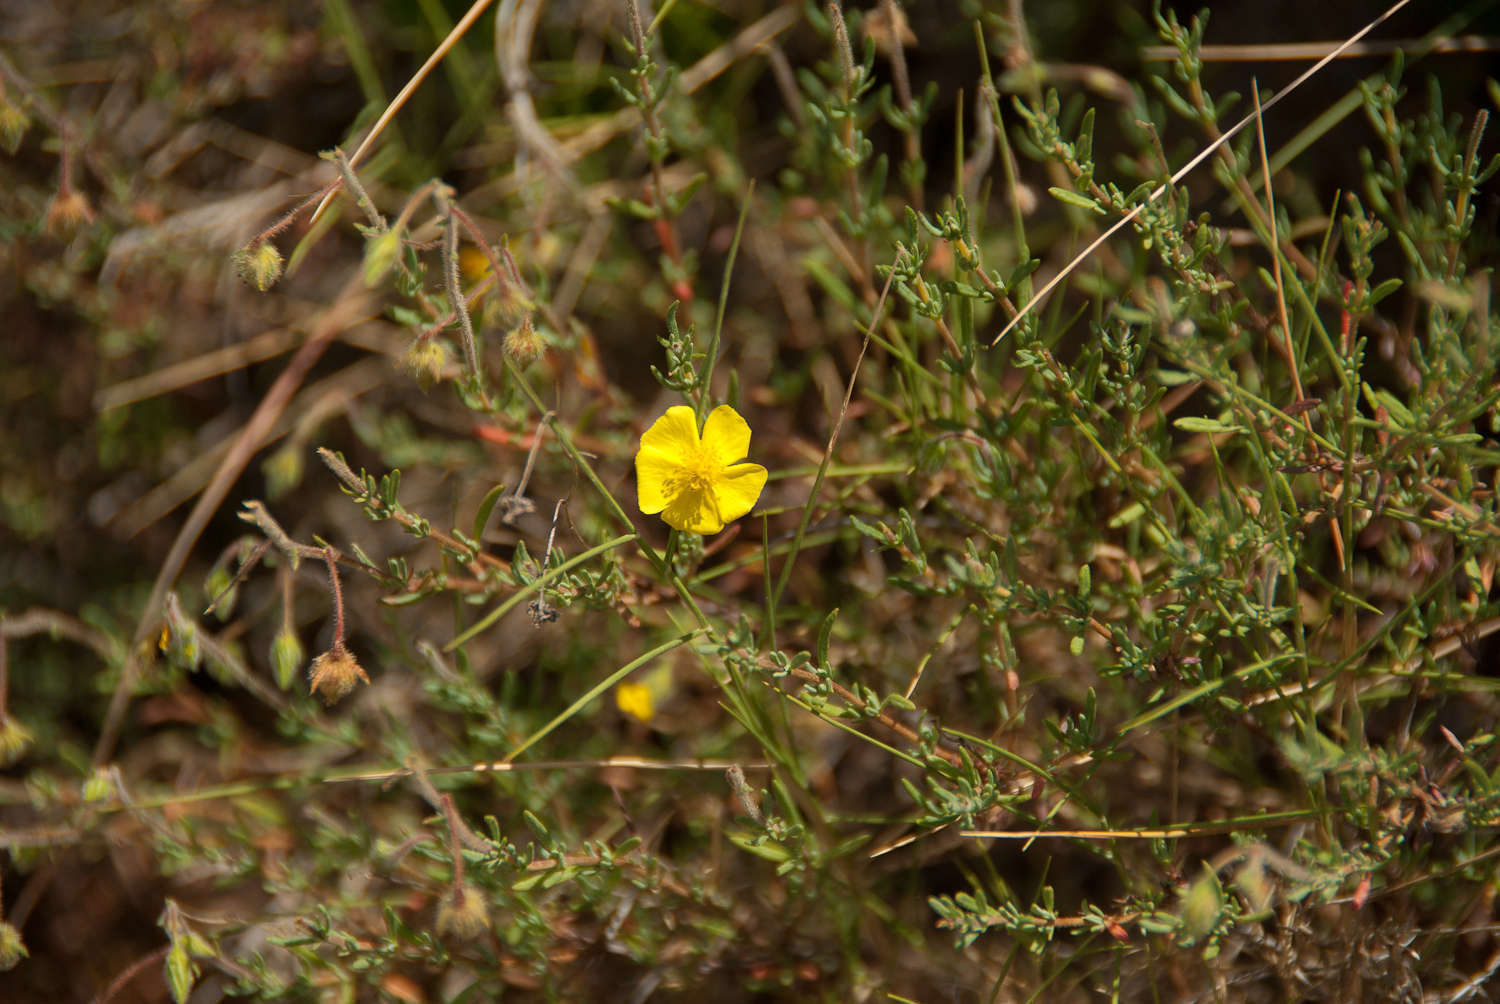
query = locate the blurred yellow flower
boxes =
[616,681,654,723]
[636,405,767,535]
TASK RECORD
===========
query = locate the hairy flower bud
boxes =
[205,566,237,621]
[308,642,369,705]
[83,766,115,803]
[233,241,284,291]
[403,338,450,388]
[270,629,304,691]
[362,227,403,287]
[437,883,491,939]
[262,444,304,500]
[503,318,546,366]
[0,98,28,154]
[0,716,33,767]
[44,189,94,236]
[0,921,27,971]
[160,594,202,671]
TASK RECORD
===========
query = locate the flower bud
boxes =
[165,942,195,1003]
[503,318,546,367]
[308,642,369,704]
[0,98,28,154]
[403,338,450,388]
[205,566,237,621]
[44,189,94,236]
[270,629,304,691]
[0,716,33,767]
[0,921,27,971]
[262,444,304,499]
[160,595,202,671]
[490,279,533,325]
[83,766,115,803]
[437,883,491,939]
[233,241,283,291]
[362,227,403,287]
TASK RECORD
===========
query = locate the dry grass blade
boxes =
[94,325,304,411]
[1142,35,1499,62]
[1251,79,1304,404]
[333,756,770,783]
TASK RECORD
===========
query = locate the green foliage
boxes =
[4,1,1500,1000]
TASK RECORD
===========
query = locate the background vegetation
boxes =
[2,0,1499,1000]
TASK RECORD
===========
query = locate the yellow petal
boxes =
[700,405,753,466]
[712,462,767,524]
[640,406,701,458]
[635,448,681,515]
[662,484,721,534]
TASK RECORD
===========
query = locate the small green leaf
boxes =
[1368,276,1402,307]
[883,692,916,711]
[1047,187,1105,213]
[542,867,576,889]
[728,831,790,862]
[1108,502,1146,528]
[523,810,549,839]
[1137,912,1179,935]
[472,483,508,542]
[1179,865,1224,945]
[1174,416,1243,436]
[1362,382,1414,428]
[1155,368,1197,386]
[607,197,659,220]
[165,943,196,1004]
[816,608,839,671]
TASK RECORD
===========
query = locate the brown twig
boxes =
[313,449,510,575]
[91,945,170,1004]
[94,278,375,767]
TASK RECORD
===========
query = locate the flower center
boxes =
[670,450,714,493]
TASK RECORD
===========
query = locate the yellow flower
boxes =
[616,681,654,723]
[636,405,767,534]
